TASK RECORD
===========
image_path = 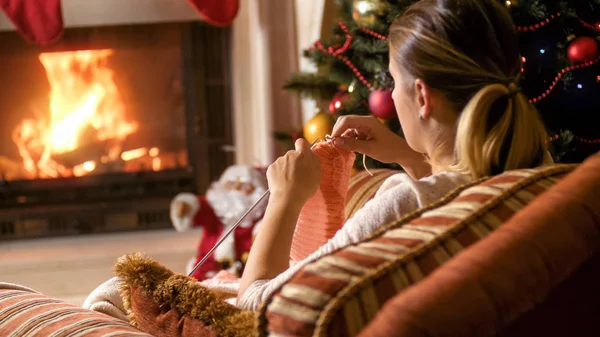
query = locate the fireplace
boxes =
[0,22,234,240]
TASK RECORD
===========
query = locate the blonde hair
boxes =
[389,0,552,178]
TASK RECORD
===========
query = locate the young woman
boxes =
[238,0,552,310]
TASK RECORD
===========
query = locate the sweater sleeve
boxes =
[237,171,470,310]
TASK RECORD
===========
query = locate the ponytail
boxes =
[453,83,552,178]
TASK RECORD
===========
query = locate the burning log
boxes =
[51,140,109,168]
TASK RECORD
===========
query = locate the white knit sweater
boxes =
[236,171,471,310]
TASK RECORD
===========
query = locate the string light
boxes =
[502,10,600,146]
[516,13,600,34]
[576,137,600,144]
[358,27,387,40]
[528,56,600,103]
[547,134,600,145]
[515,12,561,32]
[546,134,560,144]
[578,18,600,32]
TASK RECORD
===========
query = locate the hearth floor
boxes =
[0,228,199,306]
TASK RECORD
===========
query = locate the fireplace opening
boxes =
[0,23,234,240]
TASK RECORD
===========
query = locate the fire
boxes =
[12,49,138,178]
[121,148,148,161]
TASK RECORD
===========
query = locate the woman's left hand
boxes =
[267,138,321,205]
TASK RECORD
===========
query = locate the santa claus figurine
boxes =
[170,165,268,281]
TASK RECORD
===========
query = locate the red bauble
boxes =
[368,89,397,120]
[567,36,599,63]
[328,92,349,114]
[188,0,239,27]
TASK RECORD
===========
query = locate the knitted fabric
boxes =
[290,142,356,264]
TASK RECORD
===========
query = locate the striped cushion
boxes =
[258,165,575,337]
[344,169,398,220]
[0,284,149,337]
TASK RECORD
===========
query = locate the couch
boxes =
[1,152,599,337]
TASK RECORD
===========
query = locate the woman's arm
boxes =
[238,139,321,302]
[330,115,432,180]
[238,195,304,298]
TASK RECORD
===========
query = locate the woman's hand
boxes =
[332,115,432,179]
[331,115,408,163]
[239,139,320,300]
[267,138,321,204]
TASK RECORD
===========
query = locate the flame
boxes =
[12,49,138,178]
[121,148,147,161]
[149,147,160,157]
[83,161,96,171]
[73,160,96,177]
[152,157,162,171]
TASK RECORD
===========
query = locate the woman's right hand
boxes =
[266,138,321,206]
[331,115,409,164]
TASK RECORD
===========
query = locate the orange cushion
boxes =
[0,286,150,336]
[358,153,600,337]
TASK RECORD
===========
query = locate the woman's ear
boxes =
[414,78,433,120]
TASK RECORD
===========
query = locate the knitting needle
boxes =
[188,138,321,277]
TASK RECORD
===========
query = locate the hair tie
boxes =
[506,82,521,98]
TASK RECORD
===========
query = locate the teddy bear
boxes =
[170,165,268,281]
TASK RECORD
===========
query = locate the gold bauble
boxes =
[303,111,334,144]
[352,0,387,27]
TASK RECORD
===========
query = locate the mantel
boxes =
[0,0,201,32]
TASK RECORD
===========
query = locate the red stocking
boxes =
[0,0,63,45]
[187,0,239,27]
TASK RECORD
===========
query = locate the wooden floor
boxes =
[0,228,199,306]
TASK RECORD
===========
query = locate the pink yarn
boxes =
[290,141,356,263]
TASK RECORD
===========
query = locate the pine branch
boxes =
[283,73,341,100]
[356,56,388,74]
[328,61,358,83]
[352,35,389,54]
[337,95,368,115]
[304,48,332,68]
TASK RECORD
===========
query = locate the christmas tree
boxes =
[280,0,600,169]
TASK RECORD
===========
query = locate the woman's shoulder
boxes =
[376,170,472,203]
